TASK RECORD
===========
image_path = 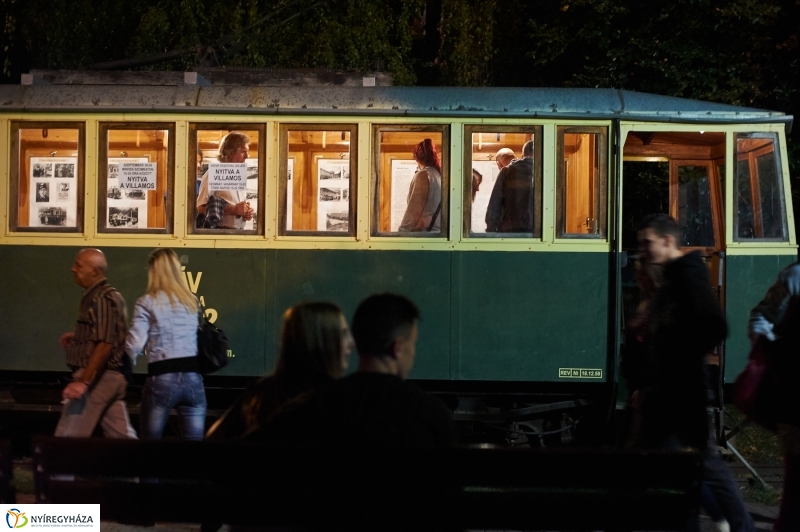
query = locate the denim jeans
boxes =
[140,372,207,440]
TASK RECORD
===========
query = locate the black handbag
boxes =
[197,305,229,374]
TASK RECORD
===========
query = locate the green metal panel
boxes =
[451,252,609,382]
[0,245,612,383]
[724,254,796,381]
[0,246,270,377]
[273,250,451,380]
[170,248,270,377]
[0,246,89,371]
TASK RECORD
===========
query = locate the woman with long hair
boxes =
[399,138,442,232]
[125,248,206,440]
[206,301,354,439]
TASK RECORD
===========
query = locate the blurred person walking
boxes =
[636,214,753,532]
[748,261,800,532]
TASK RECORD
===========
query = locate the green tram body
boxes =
[0,81,796,415]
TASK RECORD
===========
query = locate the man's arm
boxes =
[62,342,113,400]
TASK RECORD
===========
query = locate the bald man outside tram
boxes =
[55,248,137,438]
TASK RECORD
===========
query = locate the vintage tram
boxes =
[0,73,795,433]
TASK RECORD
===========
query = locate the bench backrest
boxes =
[33,436,702,530]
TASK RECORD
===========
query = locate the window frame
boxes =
[371,124,450,238]
[188,123,266,236]
[278,123,358,237]
[733,132,788,243]
[97,122,175,235]
[462,125,543,239]
[555,125,608,239]
[669,159,724,252]
[9,121,86,233]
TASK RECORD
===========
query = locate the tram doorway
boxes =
[619,130,728,434]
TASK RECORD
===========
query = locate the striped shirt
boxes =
[66,278,128,371]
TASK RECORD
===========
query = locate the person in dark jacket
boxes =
[485,140,533,233]
[636,214,753,532]
[748,262,800,532]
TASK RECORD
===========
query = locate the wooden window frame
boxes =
[9,121,85,233]
[98,123,175,235]
[278,124,358,237]
[669,159,724,253]
[371,124,450,237]
[462,125,543,238]
[188,123,266,236]
[733,133,787,242]
[556,126,608,239]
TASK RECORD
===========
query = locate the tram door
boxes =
[621,131,727,393]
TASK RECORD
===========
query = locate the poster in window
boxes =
[29,156,78,228]
[317,159,349,232]
[244,159,258,231]
[389,160,418,232]
[470,160,501,233]
[107,157,149,228]
[199,159,257,230]
[286,158,294,231]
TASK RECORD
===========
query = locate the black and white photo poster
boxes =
[107,157,149,228]
[29,156,77,227]
[317,159,349,232]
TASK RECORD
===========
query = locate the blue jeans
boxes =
[140,372,207,440]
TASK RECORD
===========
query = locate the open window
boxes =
[279,125,357,236]
[372,126,448,236]
[464,126,542,237]
[99,123,174,233]
[189,124,265,234]
[9,122,85,232]
[734,133,788,241]
[556,127,608,238]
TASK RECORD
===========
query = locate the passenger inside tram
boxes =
[196,131,254,230]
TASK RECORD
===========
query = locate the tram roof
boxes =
[0,85,791,128]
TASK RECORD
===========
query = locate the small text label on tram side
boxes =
[558,368,603,379]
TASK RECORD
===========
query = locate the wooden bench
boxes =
[33,436,702,530]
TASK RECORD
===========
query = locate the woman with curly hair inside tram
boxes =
[206,301,354,439]
[398,138,443,232]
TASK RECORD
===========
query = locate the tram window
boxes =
[98,124,174,233]
[189,125,265,234]
[279,125,357,235]
[556,127,608,238]
[464,126,543,237]
[372,126,448,236]
[9,122,85,232]
[734,133,788,241]
[673,163,717,248]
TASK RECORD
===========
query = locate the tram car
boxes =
[0,72,795,431]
